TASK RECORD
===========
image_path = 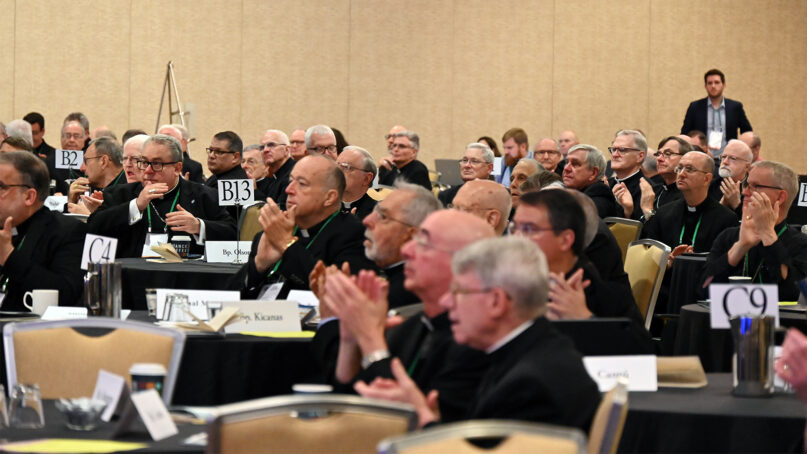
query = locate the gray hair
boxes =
[616,129,648,153]
[517,157,542,170]
[725,139,754,162]
[452,236,549,319]
[144,134,183,162]
[643,152,658,174]
[393,130,420,151]
[750,160,799,211]
[63,112,90,131]
[394,181,442,226]
[123,134,149,152]
[305,125,335,148]
[343,145,378,178]
[568,144,607,180]
[243,144,263,153]
[0,151,49,202]
[170,124,190,141]
[6,120,33,147]
[465,142,494,163]
[265,129,290,145]
[565,189,599,247]
[88,136,123,166]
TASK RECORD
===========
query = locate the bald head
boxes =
[452,179,512,235]
[739,131,761,161]
[558,130,579,156]
[386,125,407,150]
[426,210,495,251]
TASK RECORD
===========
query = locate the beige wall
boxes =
[4,0,806,173]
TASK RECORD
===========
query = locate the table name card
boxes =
[155,289,240,320]
[92,369,128,422]
[708,283,779,329]
[44,195,68,212]
[41,306,87,320]
[55,149,84,169]
[205,241,251,263]
[217,179,254,206]
[128,389,178,441]
[221,300,301,333]
[582,355,658,392]
[287,290,319,308]
[81,234,118,270]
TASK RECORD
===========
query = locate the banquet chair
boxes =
[4,318,185,405]
[207,394,417,454]
[238,202,265,241]
[604,217,643,262]
[624,239,671,330]
[377,420,586,454]
[369,187,394,201]
[587,378,629,454]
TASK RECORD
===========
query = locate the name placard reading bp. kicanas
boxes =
[708,283,779,329]
[221,300,301,333]
[54,149,84,169]
[217,179,254,206]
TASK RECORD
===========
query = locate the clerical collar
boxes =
[297,210,339,240]
[342,201,352,209]
[385,260,405,270]
[615,169,641,183]
[486,320,533,354]
[687,205,697,212]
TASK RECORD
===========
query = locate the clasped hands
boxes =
[252,200,297,272]
[547,269,592,320]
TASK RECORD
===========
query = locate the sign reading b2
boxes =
[55,149,84,169]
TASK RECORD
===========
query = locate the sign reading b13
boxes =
[217,179,254,206]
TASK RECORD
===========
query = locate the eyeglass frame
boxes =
[137,160,180,171]
[205,147,237,157]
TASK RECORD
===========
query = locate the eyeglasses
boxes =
[390,143,411,150]
[448,285,494,299]
[674,165,709,174]
[122,156,142,164]
[741,179,783,192]
[307,145,337,154]
[653,149,683,159]
[608,147,640,154]
[262,142,286,150]
[535,150,560,157]
[290,140,305,147]
[508,221,556,236]
[137,160,179,171]
[243,158,263,166]
[412,229,455,254]
[0,181,32,192]
[338,162,373,173]
[459,158,486,166]
[720,155,750,164]
[61,133,84,140]
[206,147,236,157]
[83,155,103,163]
[372,205,414,227]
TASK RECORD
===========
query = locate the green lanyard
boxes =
[1,235,26,293]
[743,224,788,283]
[678,214,703,246]
[146,188,181,233]
[266,211,339,279]
[109,171,124,186]
[712,104,723,131]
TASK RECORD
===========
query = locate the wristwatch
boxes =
[361,349,391,369]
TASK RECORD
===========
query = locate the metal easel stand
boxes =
[155,61,187,132]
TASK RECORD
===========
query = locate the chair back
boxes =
[368,187,394,202]
[604,217,642,262]
[378,420,586,454]
[207,394,417,454]
[587,378,629,454]
[3,318,185,404]
[238,202,265,241]
[624,239,671,330]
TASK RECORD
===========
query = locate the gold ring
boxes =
[149,189,156,194]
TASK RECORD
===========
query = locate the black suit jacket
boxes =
[182,153,205,183]
[342,192,377,221]
[259,158,294,210]
[680,97,752,141]
[87,179,236,258]
[467,317,600,430]
[582,181,618,218]
[0,207,86,311]
[238,211,377,299]
[584,219,627,284]
[641,197,738,253]
[437,184,462,206]
[379,160,431,191]
[608,171,648,220]
[383,263,419,309]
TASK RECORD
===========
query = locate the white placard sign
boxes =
[287,290,319,308]
[798,183,807,207]
[44,196,68,211]
[155,289,240,320]
[221,300,301,333]
[708,283,779,329]
[81,234,118,270]
[492,157,503,176]
[55,149,84,169]
[583,355,658,392]
[217,179,254,206]
[205,241,251,263]
[129,389,178,441]
[92,369,128,422]
[41,306,87,320]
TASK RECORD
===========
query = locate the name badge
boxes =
[222,300,301,333]
[492,157,503,176]
[142,233,169,258]
[709,283,779,329]
[708,130,724,150]
[583,355,658,392]
[44,196,68,211]
[257,283,284,301]
[205,241,251,263]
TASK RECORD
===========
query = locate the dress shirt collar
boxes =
[485,320,534,354]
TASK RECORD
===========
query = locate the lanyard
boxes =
[146,188,181,233]
[743,224,788,283]
[109,171,123,186]
[711,104,723,131]
[678,214,703,246]
[0,235,26,293]
[267,211,339,278]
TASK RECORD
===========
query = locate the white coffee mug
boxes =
[23,290,59,315]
